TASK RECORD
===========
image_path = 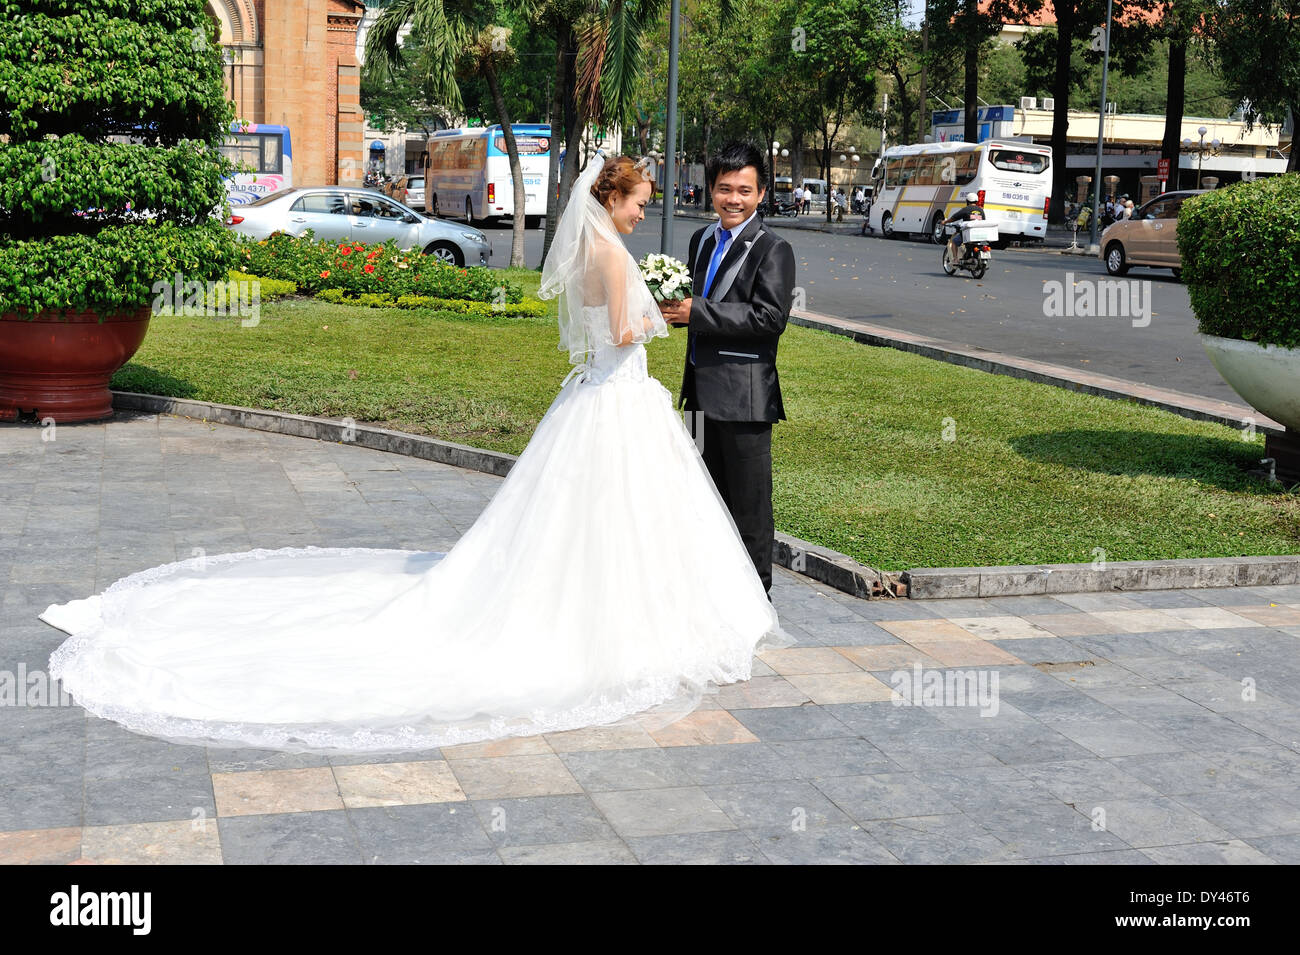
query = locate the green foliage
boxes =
[1209,0,1300,164]
[0,138,229,231]
[237,233,522,302]
[0,0,234,315]
[314,287,548,315]
[231,271,298,300]
[1179,174,1300,348]
[0,221,237,313]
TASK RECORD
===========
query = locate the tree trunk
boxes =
[822,131,832,224]
[484,64,526,268]
[1161,37,1187,191]
[963,0,979,143]
[541,24,570,265]
[557,26,584,223]
[1049,14,1074,225]
[790,128,804,192]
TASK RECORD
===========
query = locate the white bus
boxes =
[423,124,550,226]
[868,140,1052,244]
[219,123,293,206]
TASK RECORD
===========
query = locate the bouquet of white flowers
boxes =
[638,253,691,302]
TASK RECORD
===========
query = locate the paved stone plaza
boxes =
[3,413,1300,864]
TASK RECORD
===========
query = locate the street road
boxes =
[481,214,1237,407]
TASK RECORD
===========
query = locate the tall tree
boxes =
[784,0,896,221]
[1208,0,1300,172]
[367,0,539,266]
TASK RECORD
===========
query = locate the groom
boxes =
[658,142,797,596]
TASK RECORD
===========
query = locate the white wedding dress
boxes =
[40,159,791,754]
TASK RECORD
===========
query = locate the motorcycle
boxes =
[942,219,999,280]
[763,197,799,218]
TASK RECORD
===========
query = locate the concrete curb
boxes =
[904,556,1300,599]
[108,392,1298,603]
[788,309,1285,437]
[111,391,518,477]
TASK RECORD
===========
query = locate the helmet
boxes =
[965,192,979,203]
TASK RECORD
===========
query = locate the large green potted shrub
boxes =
[1181,174,1300,447]
[0,0,236,422]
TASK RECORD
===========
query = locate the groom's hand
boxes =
[659,297,691,325]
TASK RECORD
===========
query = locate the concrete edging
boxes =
[109,391,1298,602]
[903,556,1300,600]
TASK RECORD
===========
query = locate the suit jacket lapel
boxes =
[692,224,718,296]
[709,216,765,301]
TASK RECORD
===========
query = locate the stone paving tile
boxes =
[865,814,1025,864]
[661,742,801,787]
[211,768,342,818]
[0,826,82,864]
[84,773,216,827]
[80,820,224,865]
[1248,834,1300,864]
[332,760,466,808]
[347,803,497,865]
[747,824,901,864]
[469,794,617,848]
[7,413,1300,864]
[725,705,854,742]
[1139,840,1277,865]
[218,810,362,865]
[589,787,736,839]
[498,840,639,865]
[557,748,697,792]
[766,737,897,779]
[1090,796,1234,848]
[1170,789,1300,840]
[444,754,583,800]
[625,829,770,864]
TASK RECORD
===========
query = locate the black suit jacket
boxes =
[678,215,796,423]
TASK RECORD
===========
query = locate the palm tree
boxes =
[540,0,666,263]
[366,0,541,266]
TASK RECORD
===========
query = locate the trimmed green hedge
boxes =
[237,234,521,302]
[1179,174,1300,349]
[313,288,547,316]
[0,221,236,313]
[232,271,297,300]
[0,0,234,314]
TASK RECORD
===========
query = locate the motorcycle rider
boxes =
[944,192,985,262]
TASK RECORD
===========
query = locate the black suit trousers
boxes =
[697,414,774,594]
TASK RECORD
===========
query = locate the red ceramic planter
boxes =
[0,307,152,423]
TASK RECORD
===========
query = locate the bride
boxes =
[39,152,791,754]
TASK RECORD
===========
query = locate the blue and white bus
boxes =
[220,123,293,206]
[423,124,550,225]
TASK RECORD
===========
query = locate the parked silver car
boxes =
[226,187,489,266]
[403,175,425,209]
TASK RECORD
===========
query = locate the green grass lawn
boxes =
[114,267,1300,570]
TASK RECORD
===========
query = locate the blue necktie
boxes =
[692,228,731,366]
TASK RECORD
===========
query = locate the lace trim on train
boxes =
[47,545,791,754]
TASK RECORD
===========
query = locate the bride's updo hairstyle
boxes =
[590,156,656,209]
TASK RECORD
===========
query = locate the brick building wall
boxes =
[210,0,365,187]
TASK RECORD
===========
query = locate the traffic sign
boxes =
[1157,158,1170,179]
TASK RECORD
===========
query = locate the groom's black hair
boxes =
[705,142,769,192]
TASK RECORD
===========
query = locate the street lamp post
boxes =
[660,0,681,255]
[1182,125,1221,190]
